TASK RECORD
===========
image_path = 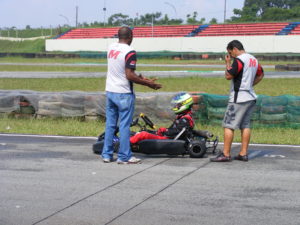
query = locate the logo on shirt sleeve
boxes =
[130,60,136,66]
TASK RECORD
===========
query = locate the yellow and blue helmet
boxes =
[171,92,193,114]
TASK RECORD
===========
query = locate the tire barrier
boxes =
[1,91,300,128]
[1,52,300,61]
[275,64,300,71]
[197,93,300,128]
[0,91,177,123]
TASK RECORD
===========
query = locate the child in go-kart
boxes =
[130,92,195,144]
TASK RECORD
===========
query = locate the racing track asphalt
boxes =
[0,62,294,79]
[0,63,275,68]
[1,71,300,79]
[0,134,299,225]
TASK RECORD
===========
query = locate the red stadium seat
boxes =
[197,22,288,36]
[56,23,297,39]
[57,25,198,39]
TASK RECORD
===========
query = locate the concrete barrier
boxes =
[46,35,300,53]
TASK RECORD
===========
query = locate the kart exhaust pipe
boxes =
[193,130,213,139]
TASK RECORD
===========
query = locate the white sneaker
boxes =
[117,157,141,164]
[102,158,112,163]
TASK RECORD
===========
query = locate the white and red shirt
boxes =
[105,42,137,93]
[227,53,264,103]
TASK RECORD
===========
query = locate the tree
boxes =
[107,13,133,26]
[187,11,198,24]
[159,14,183,25]
[168,18,183,25]
[158,14,170,25]
[262,4,300,20]
[209,18,218,24]
[262,7,292,20]
[186,12,205,24]
[81,11,194,28]
[230,0,300,22]
[230,1,262,22]
[83,22,89,27]
[139,12,163,25]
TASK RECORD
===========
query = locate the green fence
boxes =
[196,93,300,128]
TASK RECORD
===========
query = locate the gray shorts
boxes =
[222,100,256,130]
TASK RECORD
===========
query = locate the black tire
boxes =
[92,139,119,155]
[93,141,104,154]
[93,132,120,155]
[188,140,207,158]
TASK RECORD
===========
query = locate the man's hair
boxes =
[118,26,133,40]
[227,40,244,51]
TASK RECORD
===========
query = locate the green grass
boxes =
[0,56,298,66]
[198,125,300,145]
[0,39,45,53]
[0,65,227,72]
[0,116,299,145]
[1,77,300,96]
[0,27,69,38]
[0,78,105,92]
[0,65,107,72]
[0,56,105,64]
[0,116,102,137]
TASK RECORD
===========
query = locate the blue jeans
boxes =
[102,92,135,161]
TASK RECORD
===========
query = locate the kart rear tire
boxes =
[188,140,207,158]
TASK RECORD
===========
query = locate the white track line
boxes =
[0,133,97,140]
[248,151,263,158]
[221,142,300,148]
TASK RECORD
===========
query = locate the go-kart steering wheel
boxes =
[131,118,139,127]
[140,113,155,129]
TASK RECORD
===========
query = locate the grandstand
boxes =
[58,27,119,39]
[57,25,198,39]
[132,25,198,37]
[55,22,300,39]
[196,22,289,36]
[290,23,300,35]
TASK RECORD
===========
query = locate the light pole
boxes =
[164,2,177,18]
[224,0,227,23]
[59,14,70,26]
[103,0,107,26]
[146,16,154,37]
[152,14,154,37]
[75,6,79,27]
[12,27,18,38]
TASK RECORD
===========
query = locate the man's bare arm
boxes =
[253,64,264,86]
[225,54,234,80]
[253,73,264,86]
[225,71,234,80]
[125,68,162,90]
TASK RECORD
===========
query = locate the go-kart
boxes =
[93,113,218,158]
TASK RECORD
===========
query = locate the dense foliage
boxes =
[231,0,300,22]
